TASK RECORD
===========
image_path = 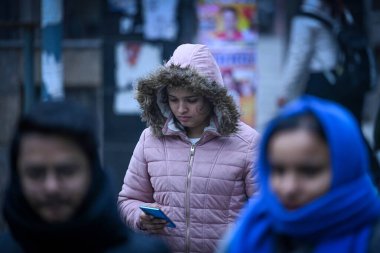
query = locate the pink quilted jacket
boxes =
[118,44,260,253]
[118,122,259,253]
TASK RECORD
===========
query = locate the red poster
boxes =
[197,1,258,126]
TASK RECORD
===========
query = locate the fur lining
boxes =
[136,64,240,137]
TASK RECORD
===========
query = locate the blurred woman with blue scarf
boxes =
[224,96,380,253]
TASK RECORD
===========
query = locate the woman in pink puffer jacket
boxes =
[118,43,260,253]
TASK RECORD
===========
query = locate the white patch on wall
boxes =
[41,0,63,27]
[142,0,179,41]
[114,42,162,115]
[41,52,64,99]
[119,17,134,34]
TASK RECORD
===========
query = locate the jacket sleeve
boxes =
[118,129,155,230]
[244,130,260,198]
[278,16,316,101]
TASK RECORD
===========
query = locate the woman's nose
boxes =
[281,173,299,196]
[178,101,187,113]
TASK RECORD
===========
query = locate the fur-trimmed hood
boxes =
[136,44,240,137]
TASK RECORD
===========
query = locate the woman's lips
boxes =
[283,202,301,210]
[177,116,191,122]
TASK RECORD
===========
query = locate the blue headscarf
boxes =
[228,96,380,253]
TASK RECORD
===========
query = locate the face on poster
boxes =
[197,1,258,126]
[114,42,162,115]
[197,1,258,46]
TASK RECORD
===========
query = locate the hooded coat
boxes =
[118,44,260,253]
[226,96,380,253]
[0,100,170,253]
[278,0,339,101]
[278,0,369,122]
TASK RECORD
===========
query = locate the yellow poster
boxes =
[197,1,258,127]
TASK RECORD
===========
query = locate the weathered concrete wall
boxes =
[0,48,22,233]
[0,43,102,232]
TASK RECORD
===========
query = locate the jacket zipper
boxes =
[185,144,195,253]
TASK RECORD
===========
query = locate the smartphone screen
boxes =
[139,206,176,228]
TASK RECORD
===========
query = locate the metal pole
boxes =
[23,25,35,113]
[41,0,64,101]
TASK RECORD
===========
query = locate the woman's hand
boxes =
[139,205,168,233]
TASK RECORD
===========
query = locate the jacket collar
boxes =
[162,115,221,144]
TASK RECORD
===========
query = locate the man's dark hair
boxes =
[10,100,100,177]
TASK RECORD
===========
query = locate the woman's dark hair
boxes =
[269,112,327,143]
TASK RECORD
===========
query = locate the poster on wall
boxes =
[213,47,257,126]
[142,0,179,41]
[197,0,258,126]
[197,1,258,46]
[114,42,162,115]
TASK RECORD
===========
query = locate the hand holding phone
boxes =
[139,206,176,228]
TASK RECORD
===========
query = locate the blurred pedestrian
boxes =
[0,100,170,253]
[277,0,369,124]
[223,96,380,253]
[118,43,260,253]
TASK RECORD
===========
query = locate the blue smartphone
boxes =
[139,206,176,228]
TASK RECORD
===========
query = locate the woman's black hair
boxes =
[269,112,327,142]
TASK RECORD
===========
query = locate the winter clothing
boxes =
[118,44,260,253]
[279,0,338,101]
[373,106,380,188]
[278,0,366,122]
[225,96,380,253]
[272,218,380,253]
[0,100,170,253]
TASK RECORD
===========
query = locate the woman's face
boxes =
[167,87,211,138]
[268,129,332,210]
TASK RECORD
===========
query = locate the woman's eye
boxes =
[168,98,178,103]
[56,165,77,177]
[299,165,322,177]
[271,165,285,175]
[187,99,198,103]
